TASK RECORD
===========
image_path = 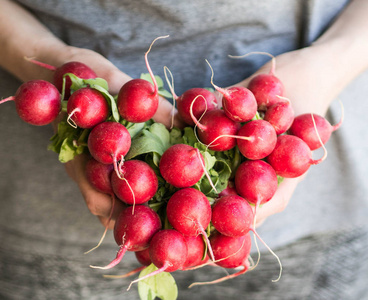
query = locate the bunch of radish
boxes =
[0,36,344,300]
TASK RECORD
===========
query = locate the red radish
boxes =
[237,119,277,160]
[289,109,344,150]
[230,52,284,110]
[66,87,109,129]
[166,188,215,261]
[164,67,218,127]
[189,232,252,287]
[211,195,254,237]
[211,194,283,282]
[267,134,327,178]
[181,235,208,270]
[206,59,257,122]
[159,144,205,188]
[0,80,61,126]
[117,36,168,123]
[218,181,237,197]
[135,248,152,267]
[248,73,284,110]
[25,58,97,99]
[220,86,257,122]
[177,88,217,126]
[111,160,158,205]
[264,96,295,135]
[128,229,188,290]
[191,108,240,151]
[87,121,131,178]
[90,205,161,270]
[235,160,278,206]
[85,158,114,195]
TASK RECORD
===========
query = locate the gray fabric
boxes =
[1,0,368,299]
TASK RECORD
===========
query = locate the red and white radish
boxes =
[166,188,215,260]
[206,59,257,122]
[128,229,188,290]
[87,121,131,178]
[236,119,277,160]
[189,232,252,287]
[176,88,217,126]
[91,205,161,270]
[117,36,168,123]
[230,52,284,110]
[288,109,343,150]
[159,144,205,188]
[211,194,254,238]
[25,58,97,99]
[163,66,218,127]
[263,96,295,135]
[111,160,158,205]
[191,108,240,151]
[235,160,278,207]
[1,80,61,126]
[181,235,208,270]
[66,87,109,129]
[267,134,327,178]
[211,193,282,282]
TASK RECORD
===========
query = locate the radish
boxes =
[25,58,97,99]
[90,205,161,270]
[206,59,257,122]
[111,160,158,205]
[218,181,237,197]
[176,88,218,126]
[189,232,252,287]
[128,229,188,290]
[87,121,131,178]
[234,160,278,207]
[66,87,109,129]
[288,108,344,150]
[230,52,284,110]
[181,235,208,270]
[267,134,327,178]
[211,194,283,282]
[166,188,215,261]
[211,195,254,237]
[236,119,277,160]
[0,80,61,126]
[135,248,152,267]
[263,96,295,135]
[84,158,116,254]
[164,67,218,127]
[191,108,240,151]
[85,157,114,195]
[159,144,205,188]
[117,36,168,123]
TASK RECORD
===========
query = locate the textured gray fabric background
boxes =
[1,0,368,299]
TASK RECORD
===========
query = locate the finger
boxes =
[64,154,125,220]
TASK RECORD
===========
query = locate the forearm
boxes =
[310,0,368,93]
[237,0,368,116]
[0,0,70,82]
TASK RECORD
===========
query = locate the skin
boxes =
[1,0,368,229]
